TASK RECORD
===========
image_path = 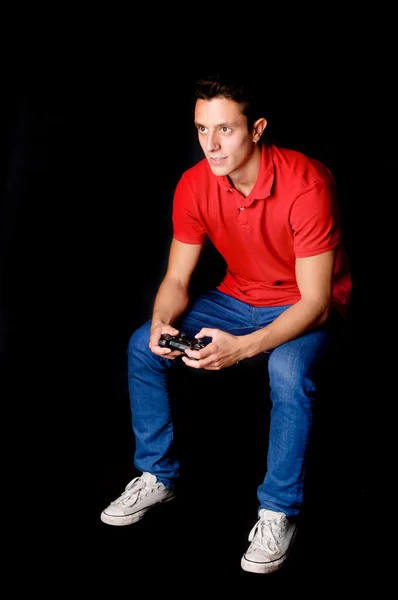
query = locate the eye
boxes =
[198,126,207,134]
[221,126,231,133]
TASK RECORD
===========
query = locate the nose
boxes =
[206,131,220,152]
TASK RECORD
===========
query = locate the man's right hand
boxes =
[149,323,182,359]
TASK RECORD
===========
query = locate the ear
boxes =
[252,118,267,143]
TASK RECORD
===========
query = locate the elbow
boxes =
[316,300,332,326]
[316,311,329,327]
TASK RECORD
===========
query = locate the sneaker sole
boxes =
[241,528,297,574]
[100,494,175,526]
[241,553,287,574]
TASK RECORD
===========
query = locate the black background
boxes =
[1,36,395,591]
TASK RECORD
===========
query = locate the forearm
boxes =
[151,276,190,329]
[240,298,330,359]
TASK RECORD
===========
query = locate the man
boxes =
[101,73,352,574]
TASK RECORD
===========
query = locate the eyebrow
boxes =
[194,121,240,128]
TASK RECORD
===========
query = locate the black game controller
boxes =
[159,332,206,355]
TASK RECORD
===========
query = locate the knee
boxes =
[268,350,308,390]
[127,320,152,356]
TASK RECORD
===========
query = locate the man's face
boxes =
[194,97,255,178]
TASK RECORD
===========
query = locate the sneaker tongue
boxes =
[142,472,157,486]
[259,508,285,521]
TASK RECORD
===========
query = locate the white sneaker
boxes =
[100,472,175,526]
[241,509,297,574]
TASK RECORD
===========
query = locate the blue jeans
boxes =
[127,289,342,517]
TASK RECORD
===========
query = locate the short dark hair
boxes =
[195,73,265,131]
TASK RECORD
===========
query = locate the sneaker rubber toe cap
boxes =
[102,504,125,517]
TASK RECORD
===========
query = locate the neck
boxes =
[229,145,262,197]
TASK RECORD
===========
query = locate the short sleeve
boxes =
[172,173,207,244]
[291,177,342,258]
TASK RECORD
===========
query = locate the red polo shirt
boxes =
[172,144,352,317]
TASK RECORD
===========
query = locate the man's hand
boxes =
[149,323,182,359]
[182,328,243,370]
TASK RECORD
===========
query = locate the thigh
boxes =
[179,289,254,337]
[268,324,334,384]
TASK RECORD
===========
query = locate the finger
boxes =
[153,346,172,356]
[184,349,202,360]
[182,356,201,368]
[195,327,215,339]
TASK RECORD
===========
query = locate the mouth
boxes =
[208,156,227,163]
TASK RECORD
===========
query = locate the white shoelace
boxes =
[248,512,286,556]
[111,475,148,507]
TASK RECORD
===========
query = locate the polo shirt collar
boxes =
[216,143,275,202]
